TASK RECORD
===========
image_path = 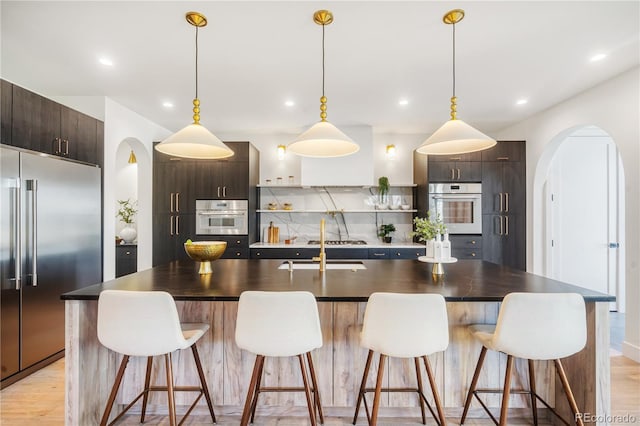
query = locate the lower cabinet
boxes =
[449,235,482,260]
[251,248,318,259]
[200,236,249,259]
[482,214,525,270]
[250,247,426,260]
[116,245,137,278]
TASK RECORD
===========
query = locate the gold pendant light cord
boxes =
[192,25,201,124]
[450,21,457,121]
[320,23,327,122]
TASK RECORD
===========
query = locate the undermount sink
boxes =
[278,260,366,270]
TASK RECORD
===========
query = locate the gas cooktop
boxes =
[307,240,367,245]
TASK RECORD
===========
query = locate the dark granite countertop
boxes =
[62,259,614,302]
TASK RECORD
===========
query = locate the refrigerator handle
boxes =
[26,179,38,287]
[11,179,22,290]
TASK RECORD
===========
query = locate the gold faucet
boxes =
[312,218,326,272]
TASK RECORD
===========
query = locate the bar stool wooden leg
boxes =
[298,354,318,426]
[100,355,129,426]
[370,354,387,426]
[353,349,374,425]
[554,359,584,426]
[165,353,177,426]
[249,355,265,423]
[528,359,538,426]
[460,346,487,425]
[423,356,446,426]
[414,357,427,425]
[241,355,264,426]
[306,351,325,424]
[191,345,217,423]
[499,355,514,426]
[140,356,153,423]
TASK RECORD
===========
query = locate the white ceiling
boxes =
[2,1,639,137]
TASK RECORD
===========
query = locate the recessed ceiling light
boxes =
[398,98,409,106]
[98,57,113,67]
[162,101,174,108]
[590,53,607,62]
[284,100,295,107]
[516,99,528,106]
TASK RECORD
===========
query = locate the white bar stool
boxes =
[97,290,216,426]
[460,292,587,426]
[235,291,324,426]
[352,292,449,426]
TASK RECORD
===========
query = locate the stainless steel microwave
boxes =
[195,200,248,235]
[428,183,482,234]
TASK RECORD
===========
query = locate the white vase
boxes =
[425,239,435,258]
[119,226,137,243]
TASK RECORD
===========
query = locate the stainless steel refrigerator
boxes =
[1,145,101,381]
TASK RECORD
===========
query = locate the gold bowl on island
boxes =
[184,241,227,274]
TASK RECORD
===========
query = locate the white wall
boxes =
[103,98,170,279]
[495,66,640,362]
[114,142,138,236]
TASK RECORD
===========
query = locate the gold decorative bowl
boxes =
[184,241,227,274]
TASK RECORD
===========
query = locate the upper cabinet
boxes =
[1,80,12,145]
[426,150,482,182]
[1,80,103,166]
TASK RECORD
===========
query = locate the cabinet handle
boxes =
[499,192,503,212]
[223,186,227,197]
[53,138,60,155]
[457,168,461,180]
[175,192,180,212]
[63,139,69,156]
[450,169,455,180]
[498,215,503,235]
[176,215,180,235]
[450,157,461,161]
[471,252,476,257]
[505,216,509,236]
[296,252,300,256]
[505,192,509,212]
[236,240,241,244]
[171,193,174,213]
[236,252,241,256]
[217,186,221,198]
[497,156,509,161]
[170,215,174,235]
[470,240,476,245]
[373,253,385,256]
[125,251,131,255]
[396,252,401,256]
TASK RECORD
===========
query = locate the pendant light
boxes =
[155,12,234,159]
[416,9,496,156]
[288,10,359,158]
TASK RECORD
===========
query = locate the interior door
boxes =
[546,136,613,296]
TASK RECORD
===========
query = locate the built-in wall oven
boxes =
[428,183,482,234]
[196,200,248,235]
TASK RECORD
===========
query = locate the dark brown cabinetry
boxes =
[427,151,482,182]
[1,80,12,144]
[250,247,425,260]
[449,235,482,260]
[153,142,259,266]
[1,80,103,166]
[480,141,526,270]
[115,245,137,277]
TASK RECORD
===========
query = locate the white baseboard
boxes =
[622,341,640,363]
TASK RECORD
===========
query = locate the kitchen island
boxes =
[63,259,613,425]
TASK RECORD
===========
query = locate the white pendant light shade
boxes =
[416,119,496,155]
[155,123,234,159]
[288,121,360,158]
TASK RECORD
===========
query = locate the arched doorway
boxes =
[114,137,150,274]
[533,125,625,311]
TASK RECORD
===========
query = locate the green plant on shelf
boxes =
[377,176,390,203]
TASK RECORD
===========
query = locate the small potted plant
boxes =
[377,176,390,209]
[411,211,446,256]
[378,223,396,243]
[116,199,138,243]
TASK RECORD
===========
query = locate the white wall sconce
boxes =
[277,144,286,160]
[386,144,397,159]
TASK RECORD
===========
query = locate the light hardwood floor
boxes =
[1,354,638,425]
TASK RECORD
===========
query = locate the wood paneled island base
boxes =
[63,260,612,425]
